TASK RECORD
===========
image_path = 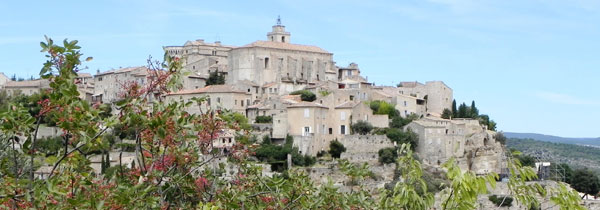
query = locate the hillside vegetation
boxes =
[506,138,600,174]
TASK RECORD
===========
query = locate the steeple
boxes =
[267,15,291,43]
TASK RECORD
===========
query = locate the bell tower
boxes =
[267,16,291,43]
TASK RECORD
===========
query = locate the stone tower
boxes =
[267,16,291,43]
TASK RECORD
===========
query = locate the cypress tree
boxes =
[470,101,479,118]
[452,100,457,117]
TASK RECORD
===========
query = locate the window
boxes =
[247,89,250,93]
[98,77,103,81]
[282,36,285,42]
[247,99,250,106]
[207,98,211,106]
[193,66,195,70]
[349,95,354,101]
[216,97,221,103]
[303,126,310,136]
[304,108,310,118]
[340,112,346,120]
[347,71,351,76]
[273,104,276,109]
[264,57,269,69]
[241,100,244,107]
[235,100,237,105]
[404,101,407,107]
[340,125,346,135]
[212,50,217,56]
[228,138,232,143]
[329,128,333,134]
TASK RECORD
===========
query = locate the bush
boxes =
[206,71,225,86]
[571,169,600,198]
[441,109,452,119]
[369,100,398,117]
[378,147,397,164]
[329,140,346,159]
[351,120,373,135]
[386,128,418,150]
[255,115,272,123]
[495,132,506,145]
[290,90,316,102]
[488,195,513,207]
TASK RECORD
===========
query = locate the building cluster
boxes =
[1,19,505,174]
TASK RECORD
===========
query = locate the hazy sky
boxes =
[1,0,599,137]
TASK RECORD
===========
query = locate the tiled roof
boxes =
[335,101,357,109]
[168,85,249,95]
[240,41,331,54]
[288,101,327,108]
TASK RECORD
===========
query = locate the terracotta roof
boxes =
[240,41,331,54]
[335,101,358,109]
[239,80,259,87]
[168,85,249,95]
[262,82,277,88]
[288,101,327,108]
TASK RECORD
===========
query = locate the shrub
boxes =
[488,195,513,207]
[255,115,272,123]
[206,71,225,86]
[494,132,506,145]
[441,109,452,119]
[351,120,373,135]
[329,140,346,159]
[290,90,316,102]
[386,128,418,150]
[378,147,397,164]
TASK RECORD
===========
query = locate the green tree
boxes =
[469,100,479,118]
[351,120,373,135]
[441,108,452,119]
[290,90,316,102]
[386,128,418,150]
[457,102,468,118]
[329,140,346,159]
[206,71,225,86]
[571,169,600,198]
[451,99,457,118]
[495,132,507,145]
[378,147,397,164]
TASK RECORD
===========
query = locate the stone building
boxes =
[2,79,50,96]
[165,85,251,116]
[93,66,149,104]
[407,117,502,174]
[0,72,9,89]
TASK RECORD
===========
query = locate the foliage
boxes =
[440,158,498,210]
[318,90,330,96]
[495,132,507,145]
[441,108,452,119]
[378,144,434,209]
[488,195,513,207]
[369,100,398,118]
[517,154,536,168]
[507,137,600,175]
[328,140,346,159]
[219,110,251,130]
[378,147,397,164]
[386,128,418,150]
[206,71,225,86]
[570,168,600,198]
[254,135,313,171]
[289,90,316,102]
[254,115,272,123]
[389,113,419,129]
[351,120,373,135]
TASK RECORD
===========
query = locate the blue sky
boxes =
[1,0,599,137]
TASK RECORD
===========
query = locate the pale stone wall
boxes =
[339,135,394,154]
[0,73,9,89]
[94,67,148,104]
[287,105,330,155]
[165,91,251,116]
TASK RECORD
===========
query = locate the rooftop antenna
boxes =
[276,15,282,26]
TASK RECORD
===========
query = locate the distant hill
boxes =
[506,138,600,174]
[504,132,600,147]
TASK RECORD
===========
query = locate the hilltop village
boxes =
[0,19,503,177]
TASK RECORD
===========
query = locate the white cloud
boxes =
[534,91,600,106]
